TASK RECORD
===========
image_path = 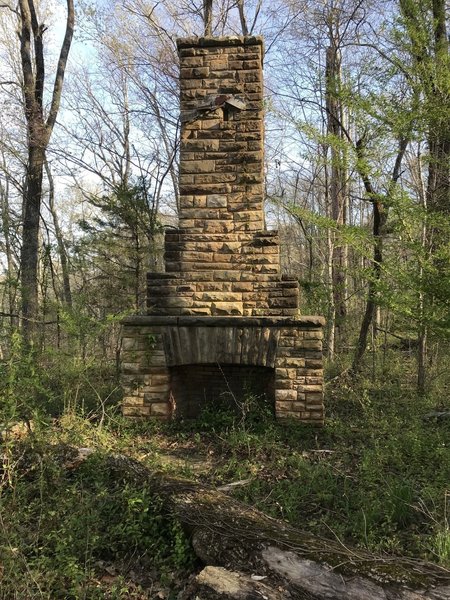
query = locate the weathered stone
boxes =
[121,35,324,425]
[181,160,215,174]
[206,194,227,207]
[211,302,243,316]
[150,403,170,417]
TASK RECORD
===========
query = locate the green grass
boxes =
[0,351,449,597]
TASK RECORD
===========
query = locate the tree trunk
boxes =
[45,160,72,308]
[20,144,45,342]
[352,200,384,373]
[0,170,19,331]
[66,449,450,600]
[427,0,449,220]
[326,41,348,346]
[204,0,213,36]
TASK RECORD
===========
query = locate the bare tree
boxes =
[17,0,74,342]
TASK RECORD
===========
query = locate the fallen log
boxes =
[64,448,450,600]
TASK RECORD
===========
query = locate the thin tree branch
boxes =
[45,0,74,134]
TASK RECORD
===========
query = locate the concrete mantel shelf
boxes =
[122,315,326,328]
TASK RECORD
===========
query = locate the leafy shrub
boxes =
[0,442,195,599]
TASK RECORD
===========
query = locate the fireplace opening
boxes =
[169,364,275,419]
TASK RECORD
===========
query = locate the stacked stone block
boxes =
[122,316,325,422]
[121,36,325,424]
[147,36,298,318]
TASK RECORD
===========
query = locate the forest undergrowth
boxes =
[0,348,449,599]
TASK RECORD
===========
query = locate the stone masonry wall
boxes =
[122,316,324,422]
[121,36,325,424]
[147,36,299,317]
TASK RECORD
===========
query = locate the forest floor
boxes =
[1,364,449,599]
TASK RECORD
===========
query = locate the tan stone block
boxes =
[181,160,215,174]
[183,139,220,151]
[122,396,143,406]
[150,403,170,417]
[299,340,323,350]
[193,67,209,77]
[123,405,151,417]
[276,357,306,368]
[305,377,322,385]
[181,183,233,195]
[201,118,222,130]
[182,251,214,262]
[181,57,205,67]
[207,194,227,207]
[232,282,253,292]
[262,246,279,255]
[184,307,211,316]
[302,385,323,393]
[243,59,262,69]
[309,413,325,424]
[213,270,241,281]
[303,369,324,377]
[237,173,263,185]
[237,69,262,82]
[275,401,293,412]
[276,379,293,389]
[291,402,307,412]
[196,292,241,302]
[305,359,323,369]
[179,196,195,208]
[298,411,311,420]
[181,118,203,131]
[304,330,324,339]
[191,196,206,207]
[275,389,297,401]
[209,58,229,70]
[180,79,201,89]
[211,301,243,315]
[179,174,194,184]
[161,297,192,308]
[181,89,208,101]
[191,301,210,308]
[240,221,266,232]
[275,367,295,379]
[195,174,236,184]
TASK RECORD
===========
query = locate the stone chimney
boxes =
[121,37,325,422]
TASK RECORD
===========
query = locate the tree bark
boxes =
[326,41,348,341]
[352,197,384,373]
[204,0,213,36]
[20,143,45,340]
[45,160,72,308]
[0,166,19,331]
